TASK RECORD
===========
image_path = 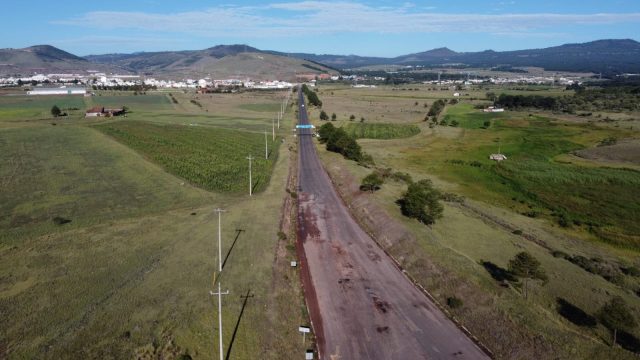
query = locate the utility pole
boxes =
[246,155,254,196]
[272,117,276,141]
[264,129,268,159]
[210,209,228,360]
[210,281,229,360]
[213,208,226,272]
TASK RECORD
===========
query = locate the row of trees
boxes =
[302,84,322,107]
[495,94,559,110]
[319,110,337,121]
[318,123,363,162]
[494,82,640,112]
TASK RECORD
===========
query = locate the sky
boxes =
[3,0,640,56]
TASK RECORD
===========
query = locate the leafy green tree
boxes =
[398,179,443,225]
[483,120,491,128]
[508,251,548,298]
[331,113,337,121]
[599,296,637,347]
[428,99,446,119]
[318,122,336,143]
[349,114,355,121]
[360,172,383,192]
[319,110,329,121]
[450,120,459,127]
[51,105,61,117]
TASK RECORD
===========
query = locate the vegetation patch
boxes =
[343,122,420,139]
[95,121,279,193]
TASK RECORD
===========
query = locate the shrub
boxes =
[551,250,569,259]
[441,192,464,203]
[390,172,413,184]
[51,105,61,117]
[360,172,384,192]
[446,296,463,309]
[52,216,71,225]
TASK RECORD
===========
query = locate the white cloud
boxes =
[55,2,640,38]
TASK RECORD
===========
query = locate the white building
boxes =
[483,106,504,113]
[27,87,86,96]
[489,154,507,161]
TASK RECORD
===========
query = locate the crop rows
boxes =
[343,122,420,139]
[95,121,278,193]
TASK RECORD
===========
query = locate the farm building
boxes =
[489,154,508,161]
[483,106,505,113]
[27,87,86,96]
[85,106,125,118]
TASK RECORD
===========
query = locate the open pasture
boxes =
[0,95,86,122]
[0,125,211,242]
[357,104,640,248]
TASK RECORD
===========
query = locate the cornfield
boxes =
[95,121,279,193]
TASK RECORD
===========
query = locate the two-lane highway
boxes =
[295,86,490,359]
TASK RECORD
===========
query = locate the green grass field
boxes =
[237,103,282,112]
[0,125,211,242]
[342,122,420,139]
[95,121,280,194]
[0,95,86,121]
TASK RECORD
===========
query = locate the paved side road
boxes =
[296,87,490,359]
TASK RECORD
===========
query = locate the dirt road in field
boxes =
[295,87,490,360]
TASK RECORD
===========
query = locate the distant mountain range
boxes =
[282,39,640,74]
[0,45,121,75]
[1,39,639,78]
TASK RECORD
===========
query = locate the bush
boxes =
[390,172,413,184]
[446,296,463,309]
[512,229,523,235]
[441,192,464,203]
[319,110,329,121]
[551,250,569,259]
[52,216,71,225]
[51,105,61,117]
[397,179,443,225]
[360,172,383,192]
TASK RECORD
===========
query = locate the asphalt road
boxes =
[295,87,490,360]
